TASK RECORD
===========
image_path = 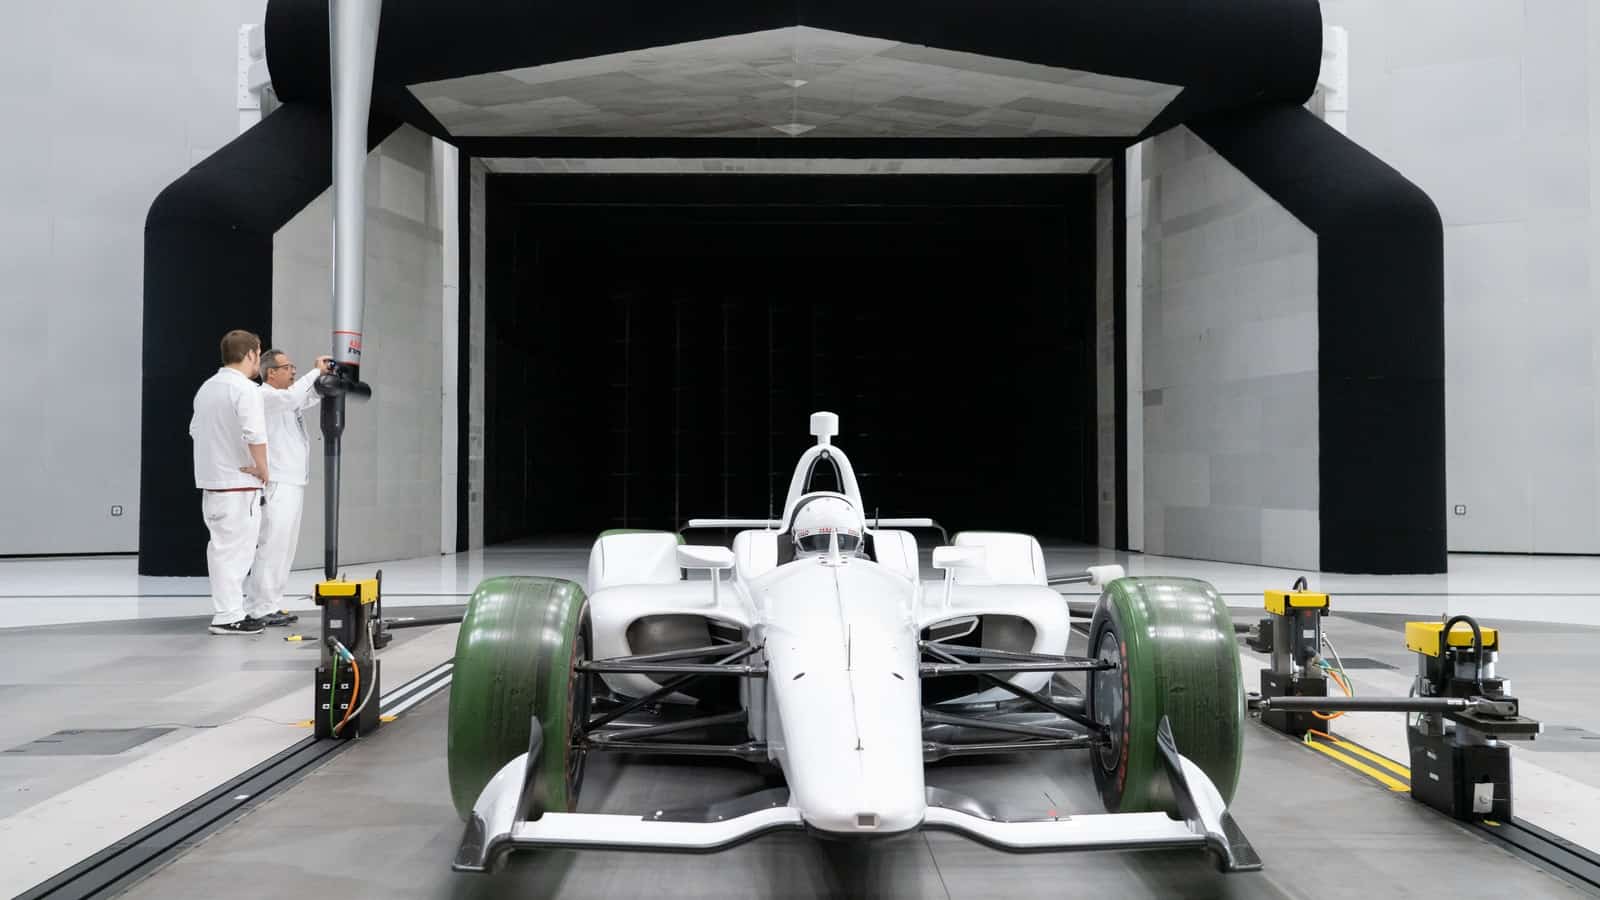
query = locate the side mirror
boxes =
[931,546,984,571]
[1086,564,1126,587]
[931,546,984,613]
[676,545,735,571]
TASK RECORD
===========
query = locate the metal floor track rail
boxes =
[16,661,455,900]
[15,737,347,900]
[1479,818,1600,894]
[1261,723,1600,893]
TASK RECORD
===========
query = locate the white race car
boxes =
[449,413,1257,873]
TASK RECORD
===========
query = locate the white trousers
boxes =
[245,482,305,618]
[203,490,263,625]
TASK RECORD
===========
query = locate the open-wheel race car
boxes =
[448,412,1258,874]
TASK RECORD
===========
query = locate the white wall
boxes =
[1126,144,1146,553]
[273,126,446,569]
[1140,126,1321,569]
[437,141,460,555]
[1322,0,1600,553]
[1095,163,1117,547]
[0,0,266,555]
[467,159,487,550]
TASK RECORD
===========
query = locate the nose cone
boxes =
[795,746,926,835]
[774,665,927,836]
[759,559,927,836]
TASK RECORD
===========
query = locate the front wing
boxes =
[455,718,1260,874]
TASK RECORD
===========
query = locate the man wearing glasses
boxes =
[245,349,332,626]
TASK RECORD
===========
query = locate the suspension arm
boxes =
[922,642,1105,734]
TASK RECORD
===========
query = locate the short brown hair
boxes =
[220,330,261,365]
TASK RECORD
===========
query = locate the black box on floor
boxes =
[1407,726,1512,821]
[1258,669,1328,737]
[315,660,381,739]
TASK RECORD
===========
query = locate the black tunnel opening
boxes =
[482,173,1099,543]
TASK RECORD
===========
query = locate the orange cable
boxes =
[336,655,360,735]
[1312,667,1352,721]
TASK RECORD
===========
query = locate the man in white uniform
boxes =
[191,330,271,636]
[244,349,332,626]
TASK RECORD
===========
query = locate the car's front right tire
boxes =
[1086,576,1244,814]
[447,575,591,820]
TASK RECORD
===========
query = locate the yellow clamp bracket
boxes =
[1405,621,1499,657]
[1264,589,1329,616]
[315,578,380,605]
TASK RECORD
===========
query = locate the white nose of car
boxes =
[761,561,927,835]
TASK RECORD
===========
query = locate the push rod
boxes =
[1259,696,1470,713]
[382,615,465,629]
[922,642,1104,734]
[920,641,1100,664]
[584,741,768,762]
[921,660,1112,676]
[590,641,750,666]
[584,644,760,732]
[923,709,1084,741]
[587,710,747,743]
[925,737,1094,761]
[578,662,767,676]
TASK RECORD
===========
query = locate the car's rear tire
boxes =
[1086,576,1243,814]
[447,576,592,820]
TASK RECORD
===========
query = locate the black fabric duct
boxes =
[265,0,1322,135]
[138,103,399,576]
[142,1,1442,576]
[1190,104,1446,574]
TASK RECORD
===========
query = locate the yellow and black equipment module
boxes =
[1258,601,1542,823]
[1245,578,1330,737]
[314,573,383,740]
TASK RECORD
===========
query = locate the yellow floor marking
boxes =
[1302,738,1411,791]
[1318,733,1412,780]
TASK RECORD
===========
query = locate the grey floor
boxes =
[117,627,1591,900]
[8,540,1599,897]
[0,610,448,818]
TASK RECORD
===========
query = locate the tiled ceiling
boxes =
[482,157,1104,175]
[411,27,1181,140]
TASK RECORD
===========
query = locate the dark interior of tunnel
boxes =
[483,173,1098,544]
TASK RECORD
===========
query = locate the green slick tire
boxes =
[447,576,591,821]
[1086,577,1244,814]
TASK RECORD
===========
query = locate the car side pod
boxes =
[454,715,1260,875]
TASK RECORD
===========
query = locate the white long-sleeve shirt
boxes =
[190,367,267,490]
[259,370,322,487]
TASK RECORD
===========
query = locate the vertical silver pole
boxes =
[323,0,382,580]
[330,0,382,376]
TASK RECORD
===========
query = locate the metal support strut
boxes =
[317,0,381,580]
[307,0,384,736]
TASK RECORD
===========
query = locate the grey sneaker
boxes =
[210,618,265,636]
[260,611,298,627]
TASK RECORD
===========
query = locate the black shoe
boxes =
[260,611,297,627]
[210,618,265,636]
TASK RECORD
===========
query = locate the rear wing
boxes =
[683,517,948,545]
